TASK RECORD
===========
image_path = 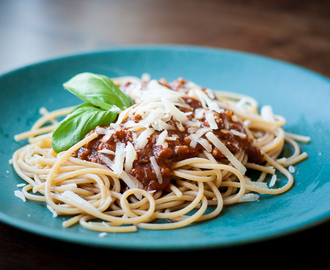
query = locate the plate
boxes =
[0,45,329,250]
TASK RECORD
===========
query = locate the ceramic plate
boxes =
[0,45,329,250]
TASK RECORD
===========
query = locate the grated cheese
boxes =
[98,153,115,171]
[269,174,277,187]
[98,149,116,155]
[245,177,269,189]
[288,165,296,173]
[95,127,107,135]
[156,130,168,148]
[165,135,179,141]
[194,108,205,119]
[17,183,26,187]
[162,97,189,124]
[231,115,238,122]
[197,138,212,152]
[135,80,184,103]
[128,107,163,130]
[206,132,247,175]
[150,156,163,184]
[229,129,247,138]
[100,129,115,142]
[205,88,215,99]
[175,121,185,132]
[14,190,26,202]
[62,190,96,211]
[238,193,259,203]
[99,153,143,191]
[120,171,144,191]
[261,105,275,122]
[115,107,131,125]
[205,111,218,130]
[99,232,107,237]
[243,120,251,127]
[193,88,223,113]
[113,142,125,176]
[189,128,211,148]
[136,128,155,149]
[193,88,207,108]
[152,119,175,131]
[124,142,137,173]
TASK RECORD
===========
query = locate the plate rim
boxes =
[1,44,329,82]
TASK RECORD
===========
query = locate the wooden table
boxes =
[1,0,329,269]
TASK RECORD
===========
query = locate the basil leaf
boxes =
[52,103,118,153]
[63,72,131,110]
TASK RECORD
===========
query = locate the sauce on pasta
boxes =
[11,74,310,233]
[74,78,263,191]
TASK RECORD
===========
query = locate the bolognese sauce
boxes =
[73,78,263,191]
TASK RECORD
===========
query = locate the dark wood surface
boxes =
[1,0,330,269]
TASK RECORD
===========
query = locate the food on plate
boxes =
[12,72,310,233]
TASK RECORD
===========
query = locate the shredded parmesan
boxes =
[245,178,269,189]
[162,97,189,124]
[115,106,131,125]
[136,128,155,149]
[98,149,115,155]
[152,119,175,131]
[120,171,144,192]
[193,88,223,113]
[62,190,96,211]
[113,142,125,176]
[197,138,212,152]
[125,142,137,173]
[206,111,218,130]
[98,153,115,171]
[230,129,247,138]
[269,174,277,187]
[17,183,26,187]
[194,108,205,119]
[238,193,259,203]
[95,127,107,135]
[165,135,179,141]
[261,105,275,122]
[100,129,115,142]
[206,132,247,175]
[189,128,211,148]
[150,156,163,184]
[99,232,107,237]
[288,165,296,173]
[14,190,26,202]
[156,130,168,148]
[99,151,142,193]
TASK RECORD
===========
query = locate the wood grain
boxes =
[0,0,329,76]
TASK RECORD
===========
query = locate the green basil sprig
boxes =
[52,72,132,153]
[63,72,131,110]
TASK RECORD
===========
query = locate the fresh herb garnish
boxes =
[52,72,131,153]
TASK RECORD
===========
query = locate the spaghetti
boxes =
[12,75,310,233]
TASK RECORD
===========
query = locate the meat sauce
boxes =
[73,79,263,191]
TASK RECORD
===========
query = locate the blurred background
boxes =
[0,0,329,77]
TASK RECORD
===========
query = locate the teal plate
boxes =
[0,45,329,250]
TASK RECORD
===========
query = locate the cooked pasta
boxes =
[11,75,310,233]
